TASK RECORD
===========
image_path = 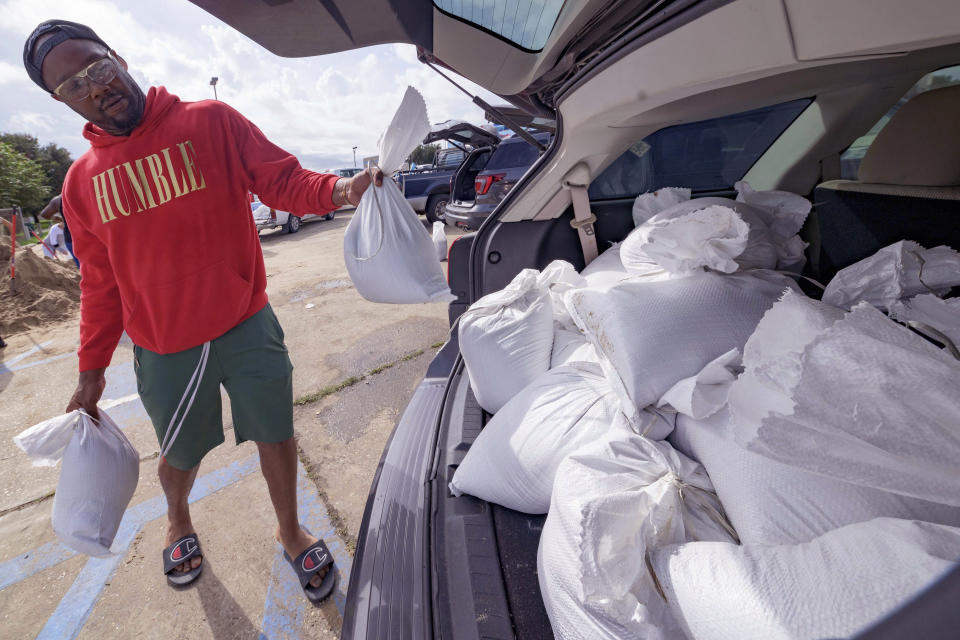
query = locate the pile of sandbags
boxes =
[656,244,960,638]
[452,182,960,639]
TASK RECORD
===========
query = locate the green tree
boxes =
[0,141,50,214]
[0,132,40,159]
[407,144,438,166]
[0,133,73,196]
[39,143,73,195]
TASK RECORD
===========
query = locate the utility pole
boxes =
[352,146,358,168]
[209,76,219,101]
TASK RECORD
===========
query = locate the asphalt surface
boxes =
[0,209,464,639]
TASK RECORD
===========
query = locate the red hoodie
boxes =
[63,87,338,371]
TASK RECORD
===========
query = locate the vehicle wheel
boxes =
[425,194,448,224]
[285,215,301,234]
[323,211,335,221]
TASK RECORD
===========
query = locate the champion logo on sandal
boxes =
[302,548,328,572]
[170,537,197,562]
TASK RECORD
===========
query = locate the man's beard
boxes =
[100,85,146,135]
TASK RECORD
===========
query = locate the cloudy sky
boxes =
[0,0,502,171]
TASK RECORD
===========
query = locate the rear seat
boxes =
[812,85,960,281]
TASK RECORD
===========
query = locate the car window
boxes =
[484,137,546,171]
[433,0,564,51]
[437,149,466,169]
[840,64,960,180]
[468,149,492,170]
[588,99,812,200]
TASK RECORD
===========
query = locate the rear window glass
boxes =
[433,0,564,51]
[437,149,466,169]
[589,99,811,200]
[840,64,960,180]
[485,138,544,170]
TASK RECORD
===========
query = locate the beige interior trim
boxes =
[857,85,960,186]
[817,180,960,200]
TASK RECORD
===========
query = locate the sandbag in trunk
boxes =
[538,420,737,640]
[651,517,960,640]
[729,294,960,507]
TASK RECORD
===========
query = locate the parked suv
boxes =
[444,132,551,230]
[198,1,960,638]
[397,121,500,223]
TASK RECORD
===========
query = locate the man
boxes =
[40,194,79,266]
[23,19,381,601]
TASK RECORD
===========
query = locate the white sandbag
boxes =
[650,517,960,640]
[343,86,455,304]
[432,221,447,261]
[632,187,692,227]
[566,272,792,430]
[734,180,811,239]
[669,409,960,545]
[730,300,960,506]
[14,409,139,557]
[889,293,960,348]
[449,363,622,513]
[822,240,960,310]
[728,289,845,425]
[657,348,741,420]
[539,421,737,640]
[622,205,750,276]
[459,269,554,413]
[550,326,601,368]
[581,243,628,287]
[539,260,586,330]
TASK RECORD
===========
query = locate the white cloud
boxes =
[0,0,506,169]
[7,111,57,134]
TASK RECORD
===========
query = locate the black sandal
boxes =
[163,533,204,586]
[283,528,336,603]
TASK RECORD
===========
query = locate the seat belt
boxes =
[562,163,599,265]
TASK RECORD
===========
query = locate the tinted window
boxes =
[589,99,811,200]
[840,64,960,180]
[433,0,564,51]
[484,138,544,171]
[437,149,466,169]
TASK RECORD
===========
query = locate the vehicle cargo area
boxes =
[435,81,960,639]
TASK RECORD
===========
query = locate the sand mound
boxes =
[1,245,81,335]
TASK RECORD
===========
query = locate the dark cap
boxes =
[23,19,110,91]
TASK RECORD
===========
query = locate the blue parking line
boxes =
[0,341,53,368]
[33,455,260,640]
[1,351,74,373]
[258,462,352,639]
[0,540,77,591]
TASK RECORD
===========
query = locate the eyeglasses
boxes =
[52,54,120,102]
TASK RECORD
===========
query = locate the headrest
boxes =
[858,84,960,186]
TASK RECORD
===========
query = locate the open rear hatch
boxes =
[186,0,687,114]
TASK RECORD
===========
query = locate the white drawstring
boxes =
[160,341,210,459]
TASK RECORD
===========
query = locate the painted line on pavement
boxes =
[259,462,352,639]
[0,341,53,367]
[1,351,74,373]
[0,539,77,591]
[34,455,260,640]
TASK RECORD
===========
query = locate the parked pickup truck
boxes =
[396,121,501,223]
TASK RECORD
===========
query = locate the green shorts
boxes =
[134,303,294,470]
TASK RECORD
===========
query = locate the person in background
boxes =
[42,214,70,260]
[40,194,79,267]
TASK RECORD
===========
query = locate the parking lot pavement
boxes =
[0,211,464,638]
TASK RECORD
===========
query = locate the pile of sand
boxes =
[0,244,81,335]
